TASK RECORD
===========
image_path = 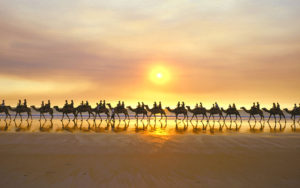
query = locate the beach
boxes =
[0,119,299,187]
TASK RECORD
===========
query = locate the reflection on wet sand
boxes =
[0,118,299,134]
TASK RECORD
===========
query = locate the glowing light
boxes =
[149,65,171,85]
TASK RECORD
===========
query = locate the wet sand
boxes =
[0,119,299,187]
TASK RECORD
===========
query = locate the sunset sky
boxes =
[0,0,299,107]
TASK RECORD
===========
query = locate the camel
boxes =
[92,104,110,121]
[53,106,77,121]
[262,107,286,123]
[127,106,148,119]
[107,103,129,121]
[0,106,11,120]
[76,104,94,120]
[207,107,224,121]
[166,106,188,120]
[145,105,167,121]
[7,106,32,121]
[240,107,264,122]
[284,108,300,123]
[186,106,208,121]
[31,105,53,121]
[221,107,242,122]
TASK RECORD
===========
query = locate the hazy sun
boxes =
[149,65,170,85]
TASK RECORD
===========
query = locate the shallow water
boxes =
[0,115,299,187]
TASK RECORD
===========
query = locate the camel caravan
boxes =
[0,99,300,123]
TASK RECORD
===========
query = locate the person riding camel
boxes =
[121,101,125,109]
[154,102,157,109]
[272,103,276,109]
[99,100,103,107]
[17,99,22,107]
[46,100,51,109]
[256,102,260,110]
[41,101,45,108]
[215,102,219,109]
[228,104,232,109]
[138,102,141,108]
[117,101,121,108]
[70,100,74,108]
[103,100,106,107]
[177,102,180,109]
[293,103,297,110]
[181,101,185,109]
[142,102,145,109]
[1,100,5,107]
[277,102,280,110]
[24,99,27,108]
[252,102,256,110]
[159,101,162,109]
[196,103,199,108]
[212,104,215,109]
[200,102,203,108]
[64,100,68,108]
[86,101,89,106]
[233,103,236,110]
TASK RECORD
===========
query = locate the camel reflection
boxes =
[224,120,241,131]
[207,120,224,131]
[39,120,53,132]
[248,121,265,132]
[110,120,129,133]
[175,120,188,133]
[190,120,208,130]
[14,119,32,131]
[149,119,167,130]
[134,119,149,131]
[290,121,300,132]
[0,119,11,130]
[268,121,286,132]
[93,120,110,132]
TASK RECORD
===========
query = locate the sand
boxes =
[0,119,299,187]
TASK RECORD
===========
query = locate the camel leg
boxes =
[267,114,272,122]
[117,113,120,121]
[61,113,65,121]
[224,114,228,121]
[66,113,70,121]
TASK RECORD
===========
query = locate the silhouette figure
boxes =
[107,103,129,121]
[240,106,264,122]
[92,103,110,121]
[186,105,208,121]
[76,102,94,120]
[0,102,11,120]
[31,103,54,121]
[221,106,242,122]
[166,106,188,121]
[8,102,32,121]
[284,107,300,123]
[127,104,148,120]
[207,104,223,121]
[54,105,77,121]
[262,104,286,123]
[145,104,167,121]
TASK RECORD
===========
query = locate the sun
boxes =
[149,65,170,85]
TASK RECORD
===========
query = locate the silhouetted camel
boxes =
[8,106,32,121]
[107,103,129,121]
[54,106,77,121]
[166,107,188,120]
[0,106,11,120]
[127,106,148,119]
[207,107,224,121]
[145,105,167,121]
[92,105,110,121]
[186,106,208,121]
[221,107,242,122]
[262,107,286,123]
[284,108,300,123]
[76,104,94,120]
[31,105,53,121]
[240,107,264,122]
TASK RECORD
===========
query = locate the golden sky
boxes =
[0,0,299,107]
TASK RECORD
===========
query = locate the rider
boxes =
[103,100,106,107]
[117,101,121,108]
[1,100,5,107]
[276,102,280,110]
[256,102,260,110]
[41,101,45,108]
[200,102,203,108]
[272,103,276,109]
[81,101,84,106]
[18,99,22,107]
[64,100,68,108]
[293,103,297,110]
[142,102,145,109]
[215,102,219,109]
[159,101,162,109]
[121,101,125,108]
[46,100,51,108]
[154,101,157,108]
[228,104,232,109]
[86,101,89,106]
[252,102,256,109]
[24,99,27,107]
[177,101,180,108]
[138,102,141,108]
[70,100,74,108]
[233,103,236,109]
[195,103,199,108]
[181,101,185,109]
